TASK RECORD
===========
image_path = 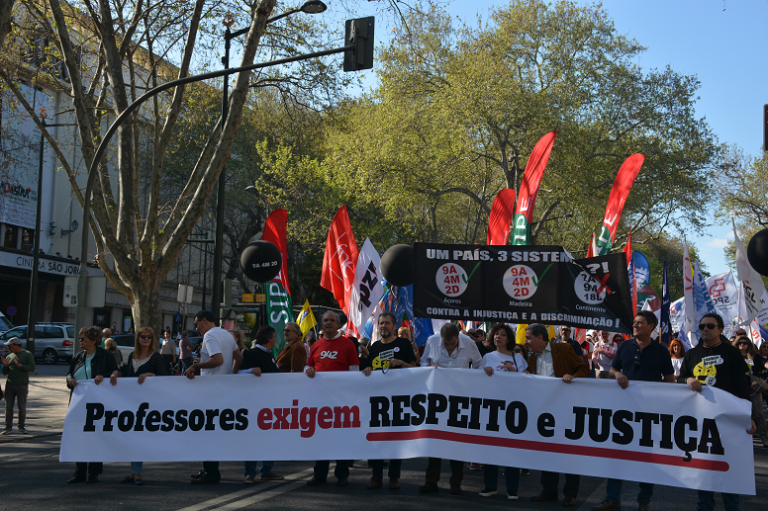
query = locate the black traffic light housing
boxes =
[344,17,374,72]
[764,104,768,151]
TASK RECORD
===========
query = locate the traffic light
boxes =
[764,104,768,151]
[343,17,374,72]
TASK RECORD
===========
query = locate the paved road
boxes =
[1,435,767,511]
[3,364,768,510]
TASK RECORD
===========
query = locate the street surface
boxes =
[1,364,767,511]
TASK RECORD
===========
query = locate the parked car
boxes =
[110,333,137,363]
[0,323,75,364]
[0,312,12,336]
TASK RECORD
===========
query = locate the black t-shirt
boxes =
[745,354,766,379]
[612,338,674,382]
[363,337,417,370]
[476,341,494,357]
[678,341,751,400]
[240,346,280,373]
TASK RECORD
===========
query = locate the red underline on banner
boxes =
[365,430,729,472]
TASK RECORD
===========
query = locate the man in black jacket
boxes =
[240,326,283,483]
[679,312,755,511]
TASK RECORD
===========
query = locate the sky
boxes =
[333,0,767,279]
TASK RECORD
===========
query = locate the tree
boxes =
[715,147,768,286]
[0,0,352,331]
[323,0,721,254]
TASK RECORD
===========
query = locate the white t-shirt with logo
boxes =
[200,326,237,376]
[481,350,528,373]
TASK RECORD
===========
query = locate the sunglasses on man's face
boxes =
[736,331,747,336]
[699,323,718,330]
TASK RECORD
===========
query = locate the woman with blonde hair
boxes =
[108,327,165,485]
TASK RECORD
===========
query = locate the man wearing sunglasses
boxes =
[677,313,754,511]
[593,311,674,511]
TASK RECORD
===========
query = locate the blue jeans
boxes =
[244,460,275,477]
[697,491,740,511]
[131,462,143,474]
[181,358,194,373]
[484,465,519,493]
[606,479,653,504]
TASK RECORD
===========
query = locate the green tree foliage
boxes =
[323,0,720,256]
[715,147,768,287]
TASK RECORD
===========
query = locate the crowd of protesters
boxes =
[42,308,762,511]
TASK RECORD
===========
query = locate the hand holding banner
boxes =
[60,369,755,495]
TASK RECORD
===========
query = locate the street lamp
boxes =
[211,1,326,323]
[73,11,371,343]
[26,107,72,355]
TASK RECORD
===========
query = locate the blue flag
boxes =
[660,261,671,347]
[413,317,434,347]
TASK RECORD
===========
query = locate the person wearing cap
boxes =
[1,337,35,435]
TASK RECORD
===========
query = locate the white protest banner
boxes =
[347,238,384,332]
[706,271,738,322]
[61,368,754,494]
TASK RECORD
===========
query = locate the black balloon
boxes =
[240,241,282,283]
[747,228,768,277]
[381,244,414,286]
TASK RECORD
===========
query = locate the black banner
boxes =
[412,243,634,333]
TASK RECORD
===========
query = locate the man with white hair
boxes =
[305,311,360,487]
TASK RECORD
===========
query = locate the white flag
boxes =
[669,297,685,333]
[749,318,763,348]
[347,238,384,333]
[705,270,738,323]
[683,241,696,338]
[642,299,660,338]
[733,220,766,326]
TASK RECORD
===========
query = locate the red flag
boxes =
[596,154,644,255]
[624,230,637,313]
[262,209,290,293]
[321,205,359,314]
[486,189,516,245]
[512,132,557,245]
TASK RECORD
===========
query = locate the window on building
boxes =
[3,225,17,248]
[20,227,34,251]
